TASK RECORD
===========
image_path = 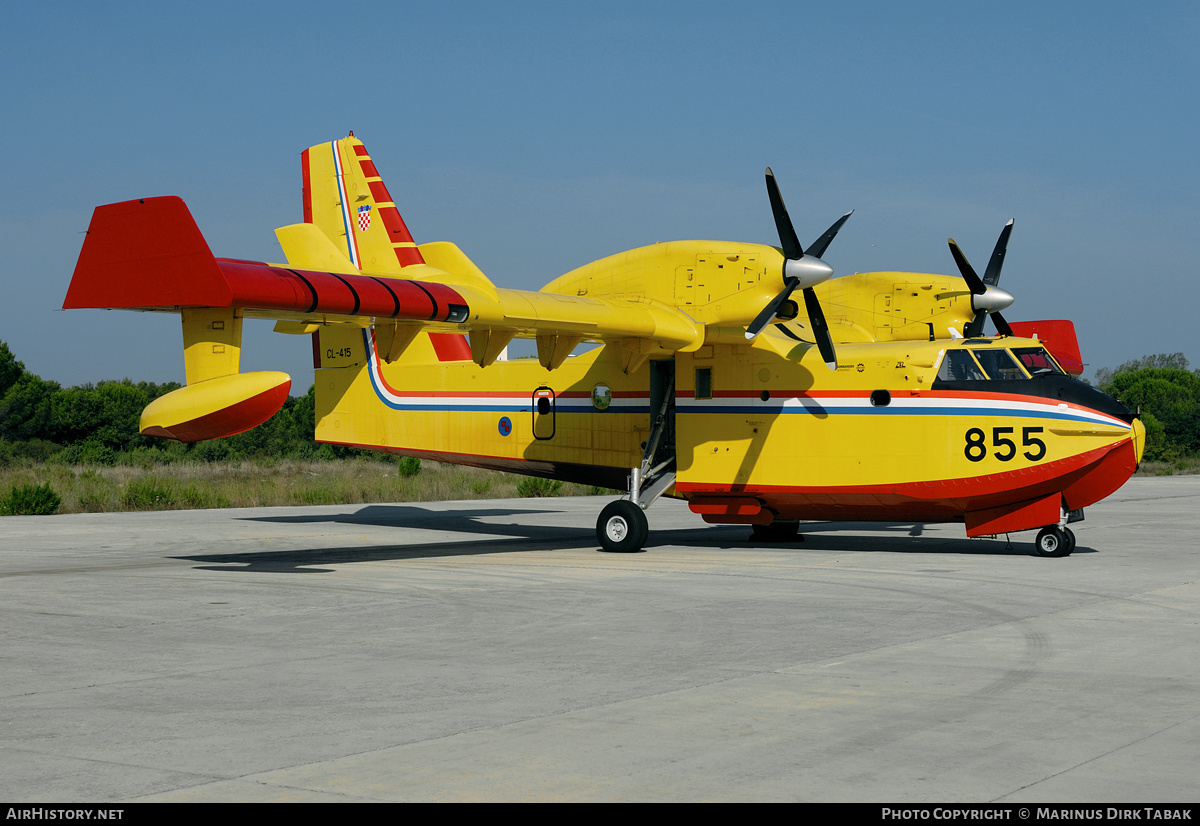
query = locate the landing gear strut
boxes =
[596,363,675,553]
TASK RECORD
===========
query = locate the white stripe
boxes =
[333,143,360,269]
[676,395,1129,428]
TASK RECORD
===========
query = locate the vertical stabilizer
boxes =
[300,135,425,273]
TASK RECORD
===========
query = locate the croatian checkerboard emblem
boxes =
[357,205,372,232]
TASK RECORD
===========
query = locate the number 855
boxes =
[965,426,1046,462]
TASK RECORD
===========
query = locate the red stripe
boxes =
[556,390,647,399]
[359,160,380,178]
[301,149,312,224]
[681,388,1080,403]
[368,180,393,205]
[375,202,425,266]
[393,248,426,267]
[353,144,369,156]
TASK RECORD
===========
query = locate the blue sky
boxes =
[2,1,1197,388]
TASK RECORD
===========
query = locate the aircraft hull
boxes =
[318,328,1140,538]
[677,430,1141,532]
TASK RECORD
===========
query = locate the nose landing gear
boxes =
[1035,525,1076,557]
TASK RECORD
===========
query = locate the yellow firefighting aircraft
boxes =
[64,134,1144,557]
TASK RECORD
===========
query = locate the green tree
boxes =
[0,341,24,398]
[1101,363,1200,459]
[0,373,60,442]
[1094,353,1190,388]
[48,380,152,450]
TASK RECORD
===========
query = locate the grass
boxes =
[9,449,1188,517]
[1136,454,1200,476]
[0,458,617,515]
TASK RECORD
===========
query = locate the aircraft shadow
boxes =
[241,503,564,528]
[714,521,1090,557]
[173,507,1065,574]
[181,504,604,572]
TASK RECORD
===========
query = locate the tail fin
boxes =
[301,134,424,272]
[1007,319,1084,376]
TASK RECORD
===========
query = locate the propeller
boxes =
[947,219,1016,337]
[746,167,851,371]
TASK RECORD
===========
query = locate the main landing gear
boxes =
[596,464,676,553]
[597,500,649,553]
[1034,525,1076,557]
[596,365,676,553]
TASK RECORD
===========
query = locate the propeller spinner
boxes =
[746,167,851,371]
[948,220,1016,337]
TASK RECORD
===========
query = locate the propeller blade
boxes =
[807,210,854,259]
[746,276,799,339]
[803,287,837,370]
[991,310,1013,337]
[952,222,1018,338]
[765,167,803,259]
[982,219,1014,286]
[755,168,845,363]
[948,239,985,295]
[964,310,988,339]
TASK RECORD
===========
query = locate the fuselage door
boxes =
[532,386,556,440]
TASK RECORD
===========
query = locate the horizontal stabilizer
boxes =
[65,197,469,323]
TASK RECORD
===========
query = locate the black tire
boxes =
[597,500,648,553]
[1035,526,1070,558]
[750,521,801,542]
[1062,526,1076,556]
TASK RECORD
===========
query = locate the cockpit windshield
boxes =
[1011,347,1064,376]
[936,346,1069,383]
[973,348,1026,380]
[937,350,987,381]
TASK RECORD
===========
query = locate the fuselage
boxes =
[315,321,1142,537]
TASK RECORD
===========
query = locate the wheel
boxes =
[750,521,801,542]
[1035,526,1070,558]
[1062,526,1076,556]
[597,500,648,553]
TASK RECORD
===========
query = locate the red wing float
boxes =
[65,134,1144,556]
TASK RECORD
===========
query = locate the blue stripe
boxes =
[681,403,1124,426]
[371,398,650,414]
[334,143,357,267]
[362,329,1114,427]
[363,329,653,413]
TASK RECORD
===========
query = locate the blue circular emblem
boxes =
[498,416,512,436]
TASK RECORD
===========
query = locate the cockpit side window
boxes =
[937,350,987,381]
[1012,347,1064,376]
[973,348,1026,380]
